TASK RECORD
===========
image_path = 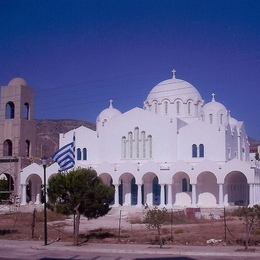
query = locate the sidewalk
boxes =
[1,239,260,257]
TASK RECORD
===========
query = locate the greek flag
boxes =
[52,135,75,172]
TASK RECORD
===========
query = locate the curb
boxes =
[1,240,260,257]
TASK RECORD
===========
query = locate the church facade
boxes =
[9,71,260,208]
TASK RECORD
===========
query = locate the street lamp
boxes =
[41,156,48,246]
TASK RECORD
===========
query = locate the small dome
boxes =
[202,93,228,125]
[97,100,121,122]
[145,69,202,103]
[8,77,27,87]
[203,94,227,113]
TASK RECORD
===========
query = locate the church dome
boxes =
[146,70,202,104]
[96,100,121,130]
[98,100,121,120]
[203,94,227,113]
[202,94,228,126]
[8,77,27,87]
[144,70,203,119]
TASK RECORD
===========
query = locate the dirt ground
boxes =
[0,205,260,247]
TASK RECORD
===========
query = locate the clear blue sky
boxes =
[1,0,260,139]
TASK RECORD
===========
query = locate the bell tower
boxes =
[0,77,36,196]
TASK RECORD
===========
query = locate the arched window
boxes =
[129,132,133,159]
[209,113,213,124]
[199,144,204,157]
[188,102,191,115]
[148,135,152,158]
[121,136,127,159]
[176,101,180,115]
[5,102,15,119]
[135,127,139,159]
[3,139,12,156]
[141,131,146,159]
[23,102,29,119]
[192,144,197,157]
[228,146,231,160]
[154,102,158,114]
[77,148,82,160]
[164,101,168,115]
[83,148,87,160]
[25,140,30,157]
[220,114,223,125]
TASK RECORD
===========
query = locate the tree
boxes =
[238,205,260,251]
[47,168,114,246]
[144,206,168,248]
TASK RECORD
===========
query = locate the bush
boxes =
[174,228,184,234]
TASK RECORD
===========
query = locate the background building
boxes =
[0,78,36,202]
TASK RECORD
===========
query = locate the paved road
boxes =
[0,239,260,260]
[0,249,259,260]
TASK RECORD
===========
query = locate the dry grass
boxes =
[1,209,260,247]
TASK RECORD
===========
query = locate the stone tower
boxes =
[0,77,36,197]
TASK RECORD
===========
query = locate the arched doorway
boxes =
[172,172,191,206]
[119,172,136,206]
[0,173,14,201]
[224,171,248,206]
[142,172,158,206]
[26,174,42,204]
[197,171,218,207]
[99,172,114,205]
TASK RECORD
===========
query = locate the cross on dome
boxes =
[109,99,113,108]
[172,69,176,79]
[211,93,215,101]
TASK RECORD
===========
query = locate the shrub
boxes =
[174,228,184,234]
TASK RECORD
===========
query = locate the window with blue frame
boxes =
[199,144,204,157]
[77,148,81,160]
[83,148,87,160]
[192,144,197,157]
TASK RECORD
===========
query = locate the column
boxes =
[160,184,165,207]
[113,184,119,207]
[191,184,197,207]
[20,184,27,205]
[167,184,172,207]
[218,183,224,208]
[136,184,142,207]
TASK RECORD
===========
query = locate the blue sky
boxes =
[1,0,260,139]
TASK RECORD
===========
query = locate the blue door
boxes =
[131,178,137,205]
[153,176,160,205]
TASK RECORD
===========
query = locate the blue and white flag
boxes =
[52,135,75,172]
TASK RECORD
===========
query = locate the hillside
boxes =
[35,119,95,159]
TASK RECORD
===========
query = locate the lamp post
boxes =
[41,156,48,246]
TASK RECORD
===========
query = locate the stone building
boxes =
[0,78,36,201]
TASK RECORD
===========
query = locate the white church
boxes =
[18,70,260,208]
